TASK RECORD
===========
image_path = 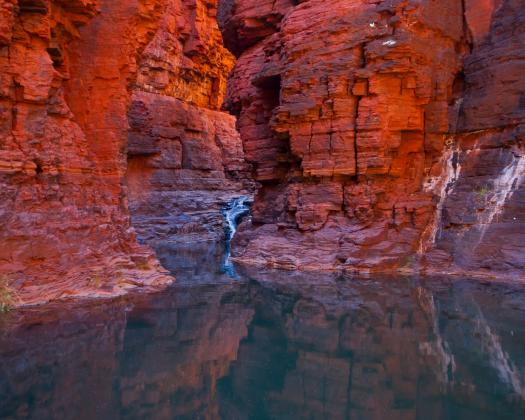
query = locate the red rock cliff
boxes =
[0,0,174,304]
[1,0,254,304]
[427,0,525,275]
[1,0,524,300]
[0,0,240,303]
[221,0,525,278]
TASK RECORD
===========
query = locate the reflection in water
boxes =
[1,253,525,419]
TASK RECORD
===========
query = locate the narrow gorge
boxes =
[1,1,525,419]
[0,0,524,304]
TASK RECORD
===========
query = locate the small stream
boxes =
[220,196,251,276]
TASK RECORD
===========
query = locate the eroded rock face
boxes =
[0,0,254,303]
[0,0,183,304]
[221,0,525,277]
[1,0,523,301]
[426,0,525,275]
[125,0,253,244]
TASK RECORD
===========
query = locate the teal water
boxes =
[1,244,525,419]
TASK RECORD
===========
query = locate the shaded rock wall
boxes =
[221,0,525,277]
[126,0,254,246]
[427,0,525,274]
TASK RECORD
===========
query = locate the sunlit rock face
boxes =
[221,0,525,278]
[0,0,253,303]
[125,0,254,246]
[0,0,174,304]
[1,0,523,303]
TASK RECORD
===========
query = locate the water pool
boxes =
[1,245,524,419]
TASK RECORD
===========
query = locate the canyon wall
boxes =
[427,0,525,274]
[0,0,175,304]
[221,0,525,278]
[1,0,524,302]
[0,0,250,303]
[0,0,253,304]
[126,0,254,247]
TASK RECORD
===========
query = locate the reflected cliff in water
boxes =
[1,258,525,419]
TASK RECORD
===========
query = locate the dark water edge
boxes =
[1,243,525,419]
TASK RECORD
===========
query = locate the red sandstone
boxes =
[1,0,524,304]
[0,0,245,304]
[222,0,525,278]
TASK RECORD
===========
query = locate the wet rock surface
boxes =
[428,0,525,275]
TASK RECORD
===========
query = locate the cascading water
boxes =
[220,196,251,276]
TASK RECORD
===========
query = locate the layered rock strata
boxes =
[0,0,229,304]
[221,0,525,277]
[126,0,254,246]
[425,0,525,275]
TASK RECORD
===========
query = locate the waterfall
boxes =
[220,196,251,276]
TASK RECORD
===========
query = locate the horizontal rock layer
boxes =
[0,0,249,303]
[221,0,525,278]
[125,0,254,246]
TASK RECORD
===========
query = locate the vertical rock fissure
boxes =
[353,43,367,180]
[353,94,362,180]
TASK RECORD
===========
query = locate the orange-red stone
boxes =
[223,0,525,278]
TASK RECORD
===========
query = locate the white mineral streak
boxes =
[419,144,462,254]
[477,150,525,243]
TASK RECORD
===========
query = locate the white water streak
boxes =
[419,145,462,253]
[221,196,251,276]
[224,196,251,243]
[477,152,525,242]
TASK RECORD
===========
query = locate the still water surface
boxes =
[1,242,525,419]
